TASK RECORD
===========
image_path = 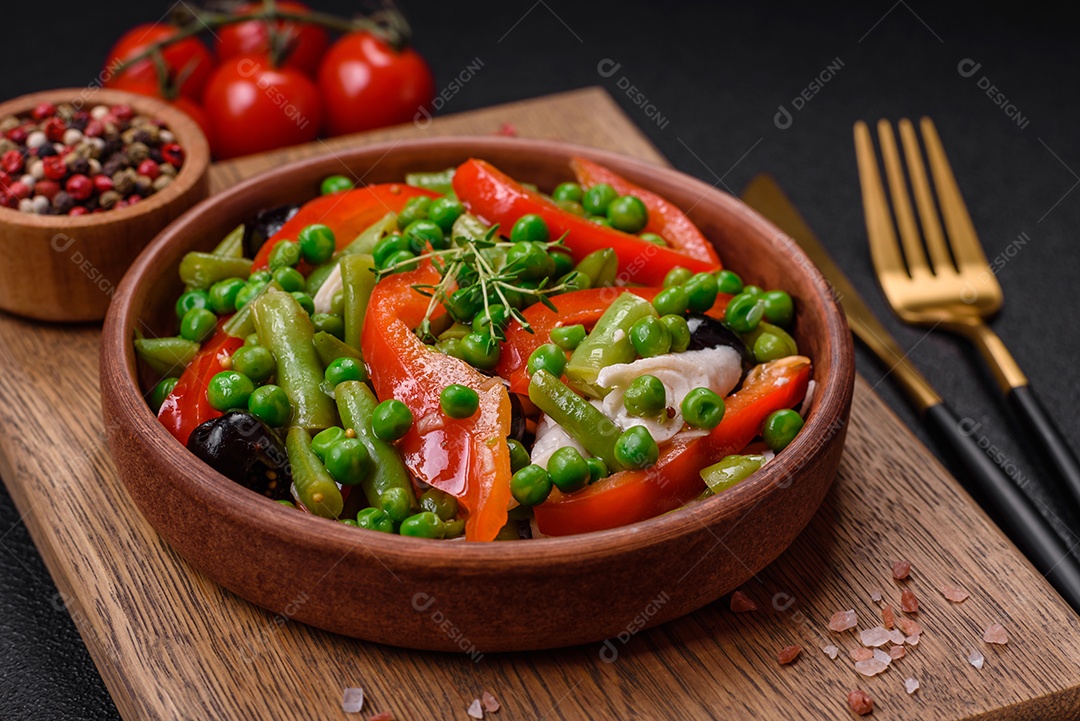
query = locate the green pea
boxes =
[320,174,354,195]
[403,219,446,252]
[506,241,555,280]
[428,197,464,232]
[244,333,260,346]
[268,240,301,270]
[588,216,612,228]
[762,290,794,327]
[652,286,689,316]
[550,249,574,277]
[743,284,763,296]
[272,266,306,293]
[461,332,501,370]
[324,437,369,486]
[380,487,414,524]
[383,249,418,273]
[311,313,345,340]
[715,269,743,295]
[583,183,618,215]
[325,357,365,387]
[443,518,466,538]
[420,488,459,521]
[291,291,315,316]
[248,270,273,285]
[180,307,217,343]
[372,399,413,442]
[234,281,267,311]
[441,383,479,419]
[547,446,590,493]
[614,426,659,469]
[396,196,431,229]
[661,314,691,353]
[472,304,509,336]
[550,324,587,351]
[586,457,609,483]
[624,374,667,417]
[629,316,672,358]
[684,272,719,313]
[247,384,291,427]
[606,195,648,233]
[663,266,693,289]
[298,224,336,264]
[435,337,465,360]
[510,214,550,243]
[341,519,358,527]
[639,232,667,247]
[149,377,179,413]
[206,370,254,411]
[552,182,584,202]
[682,387,725,430]
[399,511,445,539]
[311,427,347,461]
[208,278,246,315]
[753,332,795,362]
[763,409,804,452]
[329,289,345,317]
[510,464,553,506]
[507,438,531,473]
[231,344,275,383]
[175,289,210,319]
[356,507,395,533]
[373,234,411,267]
[700,454,766,494]
[527,343,567,378]
[277,499,296,508]
[555,199,586,216]
[724,293,765,333]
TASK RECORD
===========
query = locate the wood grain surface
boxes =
[1,87,1078,720]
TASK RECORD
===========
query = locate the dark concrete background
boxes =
[2,1,1078,718]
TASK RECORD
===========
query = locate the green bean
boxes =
[313,331,365,371]
[528,369,625,471]
[134,336,200,376]
[565,292,657,398]
[178,252,253,290]
[341,213,398,257]
[451,212,491,242]
[405,169,456,195]
[305,262,338,296]
[573,248,618,288]
[285,427,344,518]
[335,380,418,513]
[253,289,338,431]
[222,280,283,338]
[210,224,245,258]
[340,253,377,352]
[700,454,766,494]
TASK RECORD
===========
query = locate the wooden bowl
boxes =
[0,88,209,322]
[101,137,854,652]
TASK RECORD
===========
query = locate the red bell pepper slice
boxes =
[533,356,812,536]
[158,326,245,445]
[251,184,438,270]
[495,288,733,395]
[361,264,513,542]
[570,156,721,265]
[452,159,719,286]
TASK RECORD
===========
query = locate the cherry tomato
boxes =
[317,31,435,136]
[105,23,215,101]
[202,55,323,159]
[107,77,211,137]
[215,2,329,76]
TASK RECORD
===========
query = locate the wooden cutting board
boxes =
[0,87,1077,721]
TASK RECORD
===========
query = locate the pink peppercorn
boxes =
[93,175,113,194]
[43,117,66,142]
[68,206,89,217]
[137,159,160,180]
[7,181,31,200]
[65,174,93,201]
[34,180,60,200]
[31,102,56,120]
[42,156,67,180]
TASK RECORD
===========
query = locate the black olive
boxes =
[187,411,293,501]
[508,392,527,442]
[243,203,302,258]
[686,314,755,373]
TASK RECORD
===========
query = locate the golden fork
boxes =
[855,116,1080,512]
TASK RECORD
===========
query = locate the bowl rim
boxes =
[103,135,854,570]
[0,87,209,226]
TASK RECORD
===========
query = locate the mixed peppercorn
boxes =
[0,102,185,214]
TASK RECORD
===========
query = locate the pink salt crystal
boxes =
[984,623,1009,645]
[822,644,839,660]
[882,604,895,630]
[905,677,920,695]
[341,688,364,714]
[870,590,883,603]
[889,630,906,645]
[730,590,757,613]
[969,649,984,669]
[855,658,889,676]
[872,648,893,666]
[850,647,874,662]
[892,560,912,580]
[482,692,500,713]
[941,585,970,603]
[896,617,923,637]
[859,626,892,647]
[900,588,919,614]
[467,699,484,719]
[905,634,921,646]
[828,609,858,632]
[889,645,906,660]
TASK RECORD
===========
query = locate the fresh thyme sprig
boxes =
[373,225,570,348]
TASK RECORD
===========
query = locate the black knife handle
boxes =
[924,401,1080,612]
[1008,384,1080,515]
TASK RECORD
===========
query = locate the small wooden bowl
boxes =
[0,88,209,322]
[101,137,854,652]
